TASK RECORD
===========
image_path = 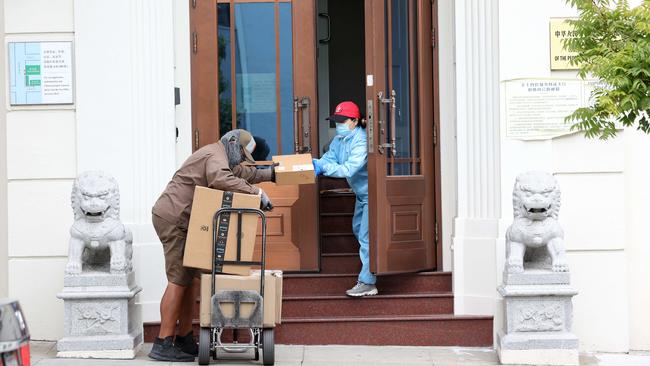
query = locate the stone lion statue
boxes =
[65,171,133,275]
[505,171,568,273]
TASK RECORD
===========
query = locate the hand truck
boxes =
[198,206,274,365]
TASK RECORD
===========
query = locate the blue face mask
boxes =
[336,122,353,137]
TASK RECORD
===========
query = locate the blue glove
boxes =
[312,159,323,176]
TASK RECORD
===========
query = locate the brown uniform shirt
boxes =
[152,141,272,230]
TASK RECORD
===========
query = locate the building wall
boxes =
[3,0,75,340]
[497,0,649,352]
[437,0,456,272]
[73,0,176,329]
[2,0,178,340]
[0,0,7,299]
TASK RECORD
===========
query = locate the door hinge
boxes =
[435,221,439,244]
[433,128,437,147]
[194,129,199,150]
[192,32,198,54]
[431,28,436,48]
[192,0,196,9]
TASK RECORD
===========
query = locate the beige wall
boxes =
[0,0,7,298]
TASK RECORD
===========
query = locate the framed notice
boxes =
[8,41,74,105]
[504,78,600,140]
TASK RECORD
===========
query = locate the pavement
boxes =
[29,341,650,366]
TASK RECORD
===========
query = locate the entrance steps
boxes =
[143,178,493,346]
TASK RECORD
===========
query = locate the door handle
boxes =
[376,90,397,157]
[318,13,331,44]
[293,97,311,153]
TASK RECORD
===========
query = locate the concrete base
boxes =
[57,332,143,352]
[56,343,141,359]
[56,270,143,359]
[497,326,579,365]
[498,347,579,366]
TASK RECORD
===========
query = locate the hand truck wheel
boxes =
[262,328,275,365]
[198,327,212,365]
[254,330,260,361]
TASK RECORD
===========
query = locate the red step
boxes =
[320,253,361,273]
[283,272,452,296]
[282,292,453,318]
[275,314,493,346]
[321,233,359,254]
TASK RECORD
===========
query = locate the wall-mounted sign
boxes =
[504,78,600,140]
[549,18,579,71]
[8,41,74,105]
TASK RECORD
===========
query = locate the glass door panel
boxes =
[192,0,319,271]
[388,0,420,176]
[217,2,294,158]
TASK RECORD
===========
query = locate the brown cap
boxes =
[221,129,257,163]
[236,129,257,163]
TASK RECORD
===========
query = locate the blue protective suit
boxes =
[316,126,376,285]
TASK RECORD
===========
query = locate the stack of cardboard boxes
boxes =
[182,154,315,329]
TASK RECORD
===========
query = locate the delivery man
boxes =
[312,101,378,297]
[149,129,274,362]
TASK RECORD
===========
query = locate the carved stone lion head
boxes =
[512,171,560,221]
[71,171,121,222]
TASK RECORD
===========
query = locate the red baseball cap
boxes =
[326,101,361,123]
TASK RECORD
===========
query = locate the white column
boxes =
[74,0,176,322]
[452,0,501,316]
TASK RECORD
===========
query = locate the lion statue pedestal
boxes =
[56,171,143,359]
[497,172,579,366]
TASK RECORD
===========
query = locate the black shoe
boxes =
[148,336,195,362]
[175,331,199,356]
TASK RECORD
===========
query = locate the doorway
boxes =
[316,0,365,154]
[189,0,439,274]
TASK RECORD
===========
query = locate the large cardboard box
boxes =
[200,271,283,328]
[272,153,315,185]
[184,186,260,276]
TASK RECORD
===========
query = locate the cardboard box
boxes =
[252,270,283,324]
[200,271,283,328]
[272,153,315,185]
[184,186,260,276]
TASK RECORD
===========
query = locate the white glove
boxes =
[258,188,273,211]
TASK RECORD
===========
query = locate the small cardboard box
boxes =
[272,153,315,185]
[184,186,260,276]
[200,271,283,328]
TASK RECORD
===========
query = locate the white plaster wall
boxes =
[499,0,648,352]
[74,0,176,324]
[437,0,456,272]
[3,0,178,339]
[6,111,76,179]
[3,0,76,340]
[624,131,650,350]
[4,0,74,33]
[174,0,192,166]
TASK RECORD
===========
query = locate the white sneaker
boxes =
[345,282,378,297]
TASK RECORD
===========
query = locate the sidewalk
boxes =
[29,341,650,366]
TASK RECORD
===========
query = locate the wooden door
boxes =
[365,0,437,275]
[190,0,319,271]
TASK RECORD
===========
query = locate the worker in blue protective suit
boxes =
[312,101,378,297]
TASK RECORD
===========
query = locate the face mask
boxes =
[335,121,354,137]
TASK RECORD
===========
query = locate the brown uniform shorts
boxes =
[152,213,199,287]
